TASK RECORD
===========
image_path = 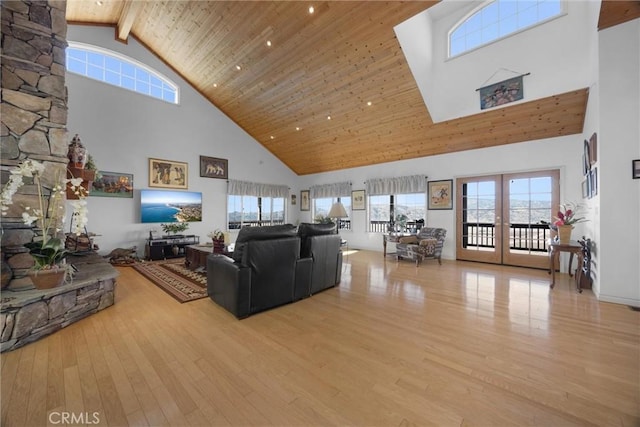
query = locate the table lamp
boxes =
[328,201,348,233]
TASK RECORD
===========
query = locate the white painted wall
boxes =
[297,135,586,260]
[66,26,299,256]
[397,0,600,122]
[597,18,640,306]
[65,11,639,307]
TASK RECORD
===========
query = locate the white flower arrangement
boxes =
[207,229,225,241]
[1,159,89,269]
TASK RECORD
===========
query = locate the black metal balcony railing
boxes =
[464,222,551,252]
[228,219,351,231]
[228,219,286,229]
[368,220,422,234]
[369,221,552,252]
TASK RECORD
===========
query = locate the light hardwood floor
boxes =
[2,250,639,426]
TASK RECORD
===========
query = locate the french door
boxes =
[456,170,559,269]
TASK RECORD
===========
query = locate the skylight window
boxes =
[449,0,563,58]
[66,42,179,104]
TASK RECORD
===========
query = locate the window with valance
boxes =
[309,181,352,230]
[365,175,427,233]
[227,180,289,229]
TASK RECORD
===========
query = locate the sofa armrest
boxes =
[294,257,313,300]
[336,250,343,284]
[207,254,251,318]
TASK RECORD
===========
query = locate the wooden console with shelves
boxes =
[144,235,199,261]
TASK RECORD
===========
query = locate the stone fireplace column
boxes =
[1,0,69,290]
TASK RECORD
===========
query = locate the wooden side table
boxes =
[185,245,214,271]
[382,233,415,256]
[548,239,583,291]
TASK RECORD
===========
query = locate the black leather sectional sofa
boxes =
[206,223,343,318]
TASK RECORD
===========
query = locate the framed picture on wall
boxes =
[589,167,598,197]
[428,179,453,210]
[149,158,188,189]
[300,190,310,211]
[352,190,366,210]
[90,171,133,198]
[583,139,591,175]
[589,132,598,165]
[633,159,640,179]
[200,155,228,179]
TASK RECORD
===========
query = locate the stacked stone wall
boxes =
[1,0,69,289]
[0,254,118,352]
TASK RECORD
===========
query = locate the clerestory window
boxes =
[449,0,563,58]
[66,42,179,104]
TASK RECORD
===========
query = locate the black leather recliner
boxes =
[207,224,312,318]
[297,223,343,294]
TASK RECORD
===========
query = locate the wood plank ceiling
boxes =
[64,1,614,175]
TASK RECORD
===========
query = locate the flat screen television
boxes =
[140,189,202,223]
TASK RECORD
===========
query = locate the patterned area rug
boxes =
[133,258,207,303]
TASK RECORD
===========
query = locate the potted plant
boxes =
[207,229,225,253]
[553,202,587,244]
[161,222,189,236]
[1,159,89,288]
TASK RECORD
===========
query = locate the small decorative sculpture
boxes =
[67,134,87,168]
[104,246,138,264]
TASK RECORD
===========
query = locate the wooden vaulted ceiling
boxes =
[65,1,633,175]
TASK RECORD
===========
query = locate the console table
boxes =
[145,235,199,261]
[548,239,583,290]
[383,233,415,257]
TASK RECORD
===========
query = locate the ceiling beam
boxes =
[598,0,640,31]
[115,0,143,42]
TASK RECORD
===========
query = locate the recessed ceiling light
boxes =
[367,101,372,106]
[270,135,275,140]
[266,40,272,47]
[327,115,331,120]
[296,127,300,131]
[235,65,242,71]
[213,83,218,88]
[96,0,103,5]
[308,6,315,14]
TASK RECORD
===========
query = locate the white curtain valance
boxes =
[227,179,289,198]
[365,175,427,196]
[309,181,351,198]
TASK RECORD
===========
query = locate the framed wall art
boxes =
[589,167,598,197]
[300,190,310,211]
[200,156,228,179]
[149,158,188,189]
[352,190,366,210]
[90,171,133,198]
[589,132,598,166]
[583,139,591,175]
[428,179,453,210]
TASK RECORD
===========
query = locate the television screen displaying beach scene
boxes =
[141,190,202,223]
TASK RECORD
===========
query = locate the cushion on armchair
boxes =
[418,238,438,256]
[398,235,418,244]
[395,227,446,266]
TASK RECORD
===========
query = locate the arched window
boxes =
[449,0,563,58]
[66,42,179,104]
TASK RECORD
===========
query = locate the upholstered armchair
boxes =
[395,227,447,266]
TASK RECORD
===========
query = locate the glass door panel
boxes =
[457,170,559,269]
[456,175,502,264]
[503,170,559,269]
